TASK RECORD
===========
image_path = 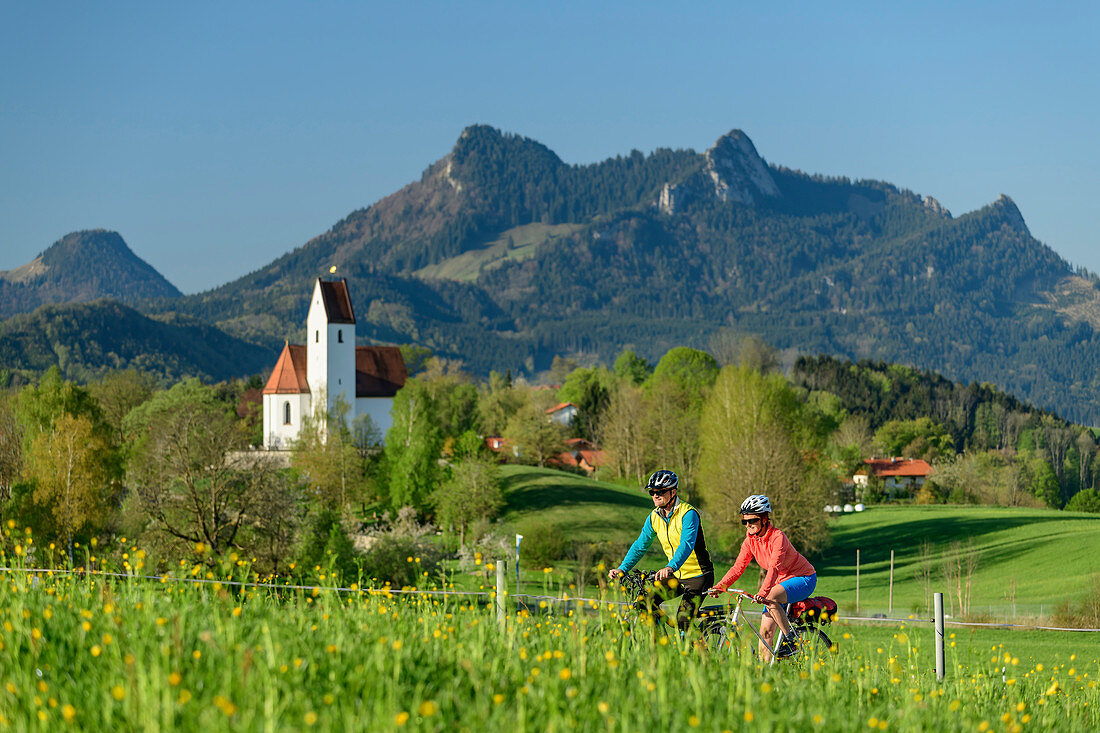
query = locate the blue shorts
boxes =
[761,573,817,614]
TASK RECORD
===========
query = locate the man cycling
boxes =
[607,470,714,631]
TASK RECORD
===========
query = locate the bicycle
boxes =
[610,569,700,644]
[698,588,839,665]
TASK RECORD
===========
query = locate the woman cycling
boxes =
[707,495,816,660]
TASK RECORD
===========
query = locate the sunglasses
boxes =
[648,488,672,497]
[741,518,763,526]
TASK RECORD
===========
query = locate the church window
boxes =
[283,402,292,425]
[338,329,343,343]
[315,330,319,343]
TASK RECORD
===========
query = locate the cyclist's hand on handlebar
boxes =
[654,567,674,582]
[705,586,724,598]
[608,568,624,581]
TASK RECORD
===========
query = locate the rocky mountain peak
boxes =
[703,129,780,205]
[989,194,1029,234]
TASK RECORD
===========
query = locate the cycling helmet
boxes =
[646,470,679,492]
[739,495,772,514]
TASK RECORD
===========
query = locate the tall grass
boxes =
[1,558,1097,731]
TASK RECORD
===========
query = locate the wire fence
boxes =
[4,565,1099,632]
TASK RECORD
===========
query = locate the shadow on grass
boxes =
[501,470,650,514]
[827,513,1097,556]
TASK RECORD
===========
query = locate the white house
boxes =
[545,401,578,426]
[261,278,407,448]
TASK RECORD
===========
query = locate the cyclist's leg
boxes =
[673,572,713,633]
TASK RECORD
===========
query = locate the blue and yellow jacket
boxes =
[617,498,713,580]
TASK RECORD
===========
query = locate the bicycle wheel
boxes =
[788,625,837,665]
[699,614,743,656]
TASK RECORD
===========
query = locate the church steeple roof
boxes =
[262,343,310,394]
[317,278,355,324]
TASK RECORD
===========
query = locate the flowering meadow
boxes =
[0,546,1098,731]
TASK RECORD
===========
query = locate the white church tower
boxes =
[261,278,407,449]
[306,278,357,421]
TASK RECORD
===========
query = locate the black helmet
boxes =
[646,470,679,492]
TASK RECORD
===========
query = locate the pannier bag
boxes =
[788,596,838,624]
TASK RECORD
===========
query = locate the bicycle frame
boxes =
[702,588,785,662]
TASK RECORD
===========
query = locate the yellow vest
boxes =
[649,499,712,580]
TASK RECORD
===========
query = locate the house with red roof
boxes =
[553,437,606,474]
[853,457,933,496]
[261,278,407,449]
[545,401,578,426]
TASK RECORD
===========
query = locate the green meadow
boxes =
[493,467,1100,624]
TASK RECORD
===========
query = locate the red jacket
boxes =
[715,524,815,598]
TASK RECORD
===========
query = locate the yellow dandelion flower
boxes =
[111,686,125,701]
[62,704,76,722]
[559,668,572,680]
[744,711,754,722]
[304,711,318,725]
[178,690,192,705]
[91,645,102,657]
[168,673,181,686]
[493,694,504,704]
[395,712,410,726]
[418,701,438,716]
[689,715,700,727]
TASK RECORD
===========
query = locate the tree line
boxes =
[2,337,1097,584]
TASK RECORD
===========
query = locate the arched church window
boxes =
[338,329,343,343]
[315,330,320,343]
[283,401,292,425]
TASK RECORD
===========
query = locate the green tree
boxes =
[125,379,284,558]
[505,393,568,468]
[15,367,106,451]
[431,458,503,547]
[385,379,444,511]
[649,347,719,405]
[0,393,22,506]
[22,414,113,560]
[558,366,614,442]
[1066,488,1100,513]
[598,382,651,482]
[88,368,157,446]
[613,350,651,385]
[292,397,372,514]
[697,365,830,553]
[874,417,954,460]
[478,372,525,436]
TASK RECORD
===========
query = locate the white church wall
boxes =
[356,397,395,443]
[263,392,312,449]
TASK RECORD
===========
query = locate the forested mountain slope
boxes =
[0,230,181,319]
[0,300,271,385]
[140,125,1100,422]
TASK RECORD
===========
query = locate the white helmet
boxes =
[739,495,772,514]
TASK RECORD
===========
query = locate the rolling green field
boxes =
[494,467,1100,623]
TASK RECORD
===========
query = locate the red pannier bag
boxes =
[788,596,838,624]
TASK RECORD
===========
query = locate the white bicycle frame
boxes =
[714,588,788,664]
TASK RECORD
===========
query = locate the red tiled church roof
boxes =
[355,346,407,397]
[318,278,355,324]
[262,344,310,394]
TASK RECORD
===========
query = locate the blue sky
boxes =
[2,2,1097,294]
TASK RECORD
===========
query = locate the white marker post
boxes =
[496,560,506,629]
[515,534,523,602]
[855,549,860,614]
[934,592,945,680]
[889,549,895,615]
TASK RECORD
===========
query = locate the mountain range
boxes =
[5,125,1100,423]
